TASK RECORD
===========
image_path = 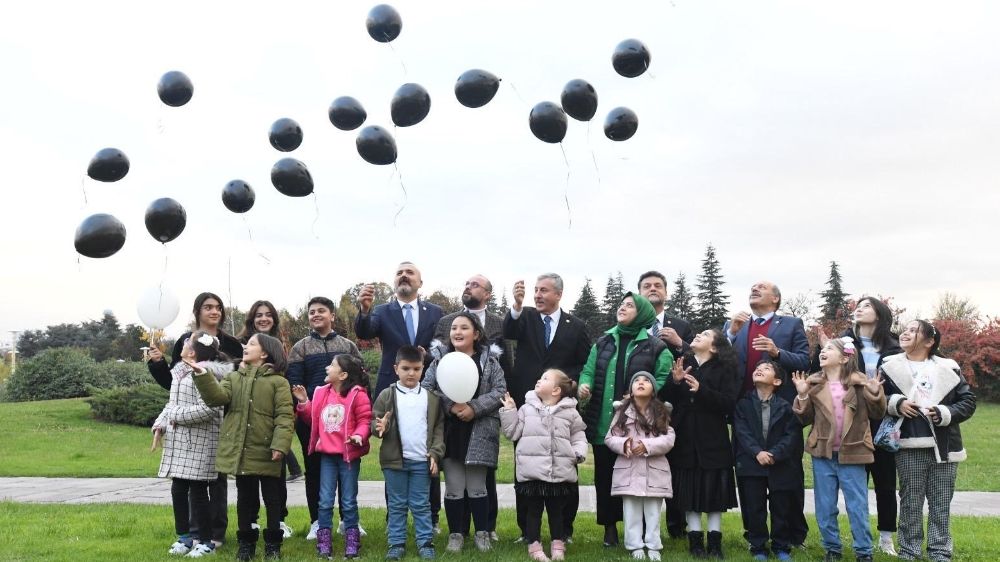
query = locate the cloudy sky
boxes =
[2,0,998,343]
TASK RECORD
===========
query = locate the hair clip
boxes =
[840,336,856,355]
[197,333,217,347]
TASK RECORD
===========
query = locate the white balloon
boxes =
[137,286,180,330]
[436,352,479,404]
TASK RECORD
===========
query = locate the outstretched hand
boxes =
[502,392,516,410]
[291,385,308,403]
[671,357,692,383]
[791,371,810,396]
[867,372,885,394]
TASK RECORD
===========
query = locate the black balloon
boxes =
[328,97,367,131]
[391,83,431,127]
[157,71,194,107]
[604,107,639,141]
[270,158,314,197]
[87,148,130,182]
[454,69,500,108]
[356,126,397,165]
[222,180,255,213]
[269,118,303,152]
[560,79,598,121]
[74,213,126,258]
[612,39,651,78]
[144,198,187,243]
[366,4,402,43]
[528,102,568,144]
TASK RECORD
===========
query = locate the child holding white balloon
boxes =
[421,312,506,553]
[500,369,588,562]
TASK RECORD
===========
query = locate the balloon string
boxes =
[160,246,168,294]
[559,143,572,230]
[385,42,408,76]
[80,176,89,206]
[227,256,236,334]
[311,193,321,239]
[392,162,408,227]
[507,82,529,108]
[240,215,271,264]
[586,122,602,186]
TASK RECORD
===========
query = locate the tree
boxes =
[601,272,626,326]
[664,272,695,320]
[224,306,246,337]
[820,261,848,321]
[498,292,510,318]
[486,292,501,317]
[425,290,462,315]
[345,282,394,308]
[16,330,45,359]
[933,292,980,325]
[113,324,149,361]
[693,244,730,331]
[782,291,817,323]
[571,278,605,341]
[82,312,122,362]
[279,306,310,345]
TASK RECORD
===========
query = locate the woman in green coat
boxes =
[577,292,672,546]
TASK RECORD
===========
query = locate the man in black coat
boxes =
[503,273,592,542]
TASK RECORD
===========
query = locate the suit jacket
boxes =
[355,298,444,397]
[655,314,695,359]
[435,309,511,378]
[724,313,810,403]
[503,306,592,407]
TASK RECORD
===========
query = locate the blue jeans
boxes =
[319,454,360,530]
[812,454,873,556]
[383,460,433,546]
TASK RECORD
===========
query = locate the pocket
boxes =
[648,463,671,491]
[843,438,874,453]
[612,466,630,490]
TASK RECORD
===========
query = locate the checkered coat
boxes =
[154,361,229,481]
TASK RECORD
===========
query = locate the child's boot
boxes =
[236,529,258,562]
[316,527,333,559]
[528,541,550,562]
[263,528,283,560]
[706,531,724,559]
[687,531,706,558]
[344,526,361,558]
[550,539,565,561]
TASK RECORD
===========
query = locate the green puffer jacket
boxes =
[193,363,295,478]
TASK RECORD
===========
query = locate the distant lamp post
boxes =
[9,331,19,374]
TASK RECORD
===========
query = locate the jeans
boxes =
[384,460,433,547]
[319,454,360,530]
[812,454,873,556]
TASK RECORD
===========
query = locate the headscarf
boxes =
[615,291,656,338]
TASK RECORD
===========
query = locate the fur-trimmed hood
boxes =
[428,339,503,361]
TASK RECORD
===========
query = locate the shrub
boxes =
[360,348,382,393]
[98,360,149,388]
[87,384,170,426]
[2,347,104,402]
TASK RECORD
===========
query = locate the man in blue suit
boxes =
[724,280,810,548]
[355,261,444,397]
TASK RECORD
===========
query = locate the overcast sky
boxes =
[2,0,998,344]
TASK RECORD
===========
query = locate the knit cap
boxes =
[629,370,658,393]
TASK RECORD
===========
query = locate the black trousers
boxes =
[788,456,809,544]
[665,495,687,537]
[172,478,212,543]
[285,450,302,476]
[188,473,228,542]
[869,447,898,532]
[430,475,441,525]
[737,476,795,554]
[521,494,568,543]
[593,444,623,526]
[295,418,321,522]
[235,475,284,534]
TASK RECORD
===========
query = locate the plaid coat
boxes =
[154,361,228,481]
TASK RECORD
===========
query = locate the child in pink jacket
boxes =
[291,354,372,559]
[605,371,676,561]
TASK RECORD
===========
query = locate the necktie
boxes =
[650,317,661,336]
[543,315,552,349]
[403,303,416,345]
[755,317,766,325]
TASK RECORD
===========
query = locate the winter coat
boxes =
[732,391,804,491]
[809,328,903,376]
[370,384,446,470]
[421,343,506,467]
[154,361,228,481]
[661,355,741,470]
[793,372,886,465]
[193,363,295,478]
[296,384,372,463]
[286,331,363,399]
[881,354,976,463]
[500,391,588,484]
[605,404,676,498]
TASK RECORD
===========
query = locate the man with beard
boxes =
[433,274,507,540]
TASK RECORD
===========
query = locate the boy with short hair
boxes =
[371,345,445,560]
[733,360,804,561]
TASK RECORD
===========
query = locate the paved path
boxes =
[2,478,998,516]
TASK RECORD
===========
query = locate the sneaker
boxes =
[776,551,792,561]
[168,539,193,555]
[279,521,293,539]
[286,472,303,482]
[307,520,319,540]
[878,536,898,557]
[631,549,646,560]
[418,544,436,559]
[490,531,499,541]
[753,554,769,561]
[447,533,464,553]
[565,536,573,545]
[187,543,216,558]
[513,536,527,544]
[386,545,406,560]
[336,520,368,537]
[648,550,661,561]
[824,552,843,562]
[251,523,261,531]
[474,530,492,552]
[434,524,441,535]
[856,557,873,562]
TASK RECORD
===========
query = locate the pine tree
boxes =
[665,272,695,320]
[820,261,848,321]
[572,278,604,341]
[601,272,626,326]
[499,292,510,318]
[486,291,501,316]
[693,244,730,330]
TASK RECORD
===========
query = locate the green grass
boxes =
[2,502,999,561]
[0,398,994,491]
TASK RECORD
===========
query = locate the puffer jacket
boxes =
[793,371,886,465]
[296,383,372,462]
[605,404,676,498]
[881,354,976,463]
[421,343,506,467]
[193,363,295,478]
[500,391,588,483]
[154,360,229,480]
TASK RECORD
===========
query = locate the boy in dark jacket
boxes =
[733,360,803,561]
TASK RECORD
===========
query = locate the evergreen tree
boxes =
[820,261,848,321]
[486,291,501,317]
[571,278,604,341]
[665,272,695,320]
[499,292,510,318]
[601,272,626,326]
[693,244,730,330]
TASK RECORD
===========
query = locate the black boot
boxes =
[706,531,724,559]
[603,524,619,547]
[236,529,258,562]
[263,529,283,560]
[688,531,706,558]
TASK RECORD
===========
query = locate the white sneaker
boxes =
[336,520,367,536]
[186,543,216,558]
[307,520,319,540]
[878,536,898,556]
[631,549,646,560]
[647,550,661,561]
[490,531,499,541]
[280,521,294,539]
[250,523,260,531]
[168,540,192,555]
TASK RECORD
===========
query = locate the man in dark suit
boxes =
[503,273,592,543]
[355,261,444,397]
[724,280,810,547]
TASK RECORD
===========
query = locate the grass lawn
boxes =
[0,398,995,491]
[2,502,999,561]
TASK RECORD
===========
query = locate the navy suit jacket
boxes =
[355,298,444,396]
[724,313,810,403]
